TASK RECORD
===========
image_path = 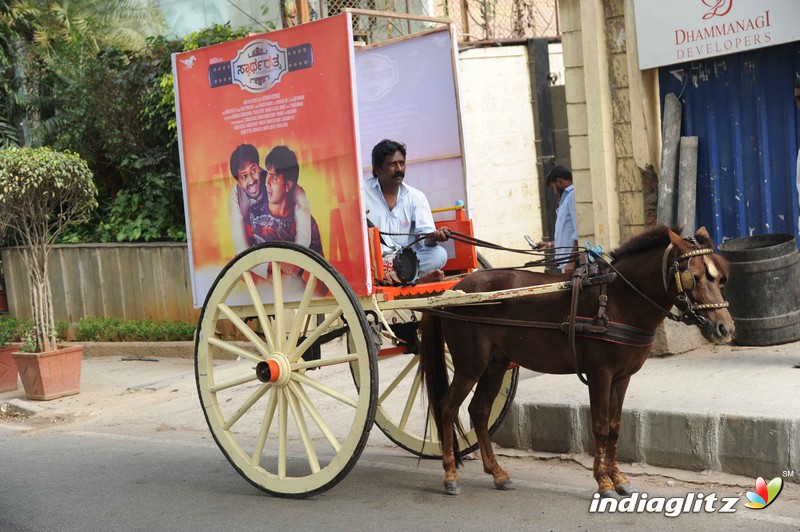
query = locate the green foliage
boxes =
[18,331,37,353]
[73,317,196,342]
[0,318,38,346]
[0,12,258,245]
[0,317,40,352]
[55,23,252,244]
[0,147,98,240]
[181,23,251,52]
[0,315,195,343]
[0,317,69,346]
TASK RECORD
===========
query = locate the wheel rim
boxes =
[196,242,377,497]
[357,309,519,458]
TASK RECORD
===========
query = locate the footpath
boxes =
[1,338,798,484]
[493,340,800,484]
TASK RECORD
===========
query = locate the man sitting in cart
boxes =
[228,144,323,258]
[364,139,451,285]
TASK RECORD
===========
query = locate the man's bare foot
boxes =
[418,269,445,283]
[378,271,403,286]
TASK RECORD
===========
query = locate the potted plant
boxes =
[0,147,97,400]
[0,319,20,392]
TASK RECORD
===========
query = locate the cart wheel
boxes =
[362,314,519,458]
[477,251,491,270]
[195,242,377,498]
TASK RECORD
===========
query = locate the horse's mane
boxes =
[609,224,729,278]
[609,225,674,262]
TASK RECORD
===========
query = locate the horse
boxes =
[419,225,734,497]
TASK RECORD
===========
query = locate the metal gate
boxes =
[659,41,800,245]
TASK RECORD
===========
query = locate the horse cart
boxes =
[173,12,735,499]
[172,11,523,498]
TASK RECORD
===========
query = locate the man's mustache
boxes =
[393,171,405,178]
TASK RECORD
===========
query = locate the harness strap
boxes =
[661,243,674,293]
[420,310,655,347]
[422,307,563,331]
[569,254,590,385]
[567,317,656,346]
[594,287,609,328]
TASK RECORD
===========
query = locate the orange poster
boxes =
[173,14,369,307]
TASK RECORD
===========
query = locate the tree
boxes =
[0,147,97,352]
[0,0,165,147]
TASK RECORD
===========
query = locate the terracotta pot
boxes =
[11,344,82,401]
[0,344,19,392]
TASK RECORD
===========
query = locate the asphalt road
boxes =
[2,420,800,531]
[2,356,799,531]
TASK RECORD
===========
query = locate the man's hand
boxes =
[536,241,554,250]
[425,226,451,246]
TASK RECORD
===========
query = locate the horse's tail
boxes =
[419,313,465,467]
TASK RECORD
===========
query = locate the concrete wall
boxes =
[559,0,662,246]
[459,45,543,267]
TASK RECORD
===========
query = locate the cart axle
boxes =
[255,360,280,383]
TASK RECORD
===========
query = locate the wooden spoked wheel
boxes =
[360,309,519,458]
[195,242,377,498]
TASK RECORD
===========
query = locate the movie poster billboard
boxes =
[173,14,370,308]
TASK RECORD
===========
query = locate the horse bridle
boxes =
[659,240,729,331]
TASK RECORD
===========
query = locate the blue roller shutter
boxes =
[658,41,800,244]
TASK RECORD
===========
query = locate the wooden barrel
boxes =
[718,234,800,346]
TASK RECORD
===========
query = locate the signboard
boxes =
[633,0,800,69]
[173,14,370,307]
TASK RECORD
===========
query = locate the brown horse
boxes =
[419,226,734,497]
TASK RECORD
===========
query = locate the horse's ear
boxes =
[667,227,685,248]
[695,227,711,240]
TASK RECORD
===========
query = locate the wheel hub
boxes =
[255,354,291,387]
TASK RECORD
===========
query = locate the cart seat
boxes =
[369,206,478,300]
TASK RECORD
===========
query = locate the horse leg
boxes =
[467,359,515,491]
[607,376,638,496]
[587,372,616,498]
[440,373,480,495]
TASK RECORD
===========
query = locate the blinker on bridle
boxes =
[661,242,729,328]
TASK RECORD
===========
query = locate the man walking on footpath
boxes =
[538,165,578,273]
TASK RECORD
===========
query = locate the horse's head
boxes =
[666,227,734,343]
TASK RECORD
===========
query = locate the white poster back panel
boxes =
[355,28,467,217]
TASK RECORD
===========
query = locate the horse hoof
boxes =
[495,479,516,491]
[444,481,461,496]
[598,490,617,499]
[616,483,639,496]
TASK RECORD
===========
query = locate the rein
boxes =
[423,308,656,346]
[380,229,577,270]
